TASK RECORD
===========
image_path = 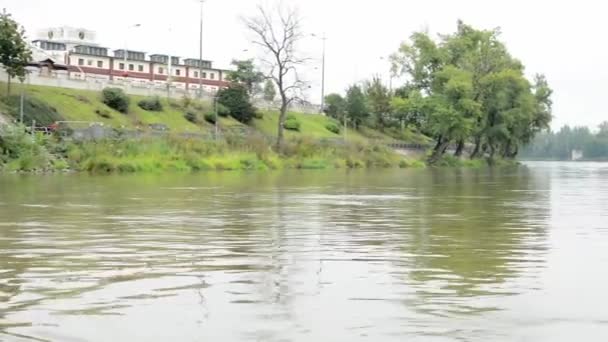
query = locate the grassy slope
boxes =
[2,83,430,145]
[3,83,245,132]
[253,111,380,142]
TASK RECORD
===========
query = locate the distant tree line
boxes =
[520,122,608,160]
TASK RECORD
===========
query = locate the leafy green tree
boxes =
[390,86,427,130]
[262,79,276,102]
[226,59,264,95]
[345,85,368,129]
[324,93,346,120]
[217,84,256,124]
[0,9,32,95]
[364,76,392,130]
[598,121,608,138]
[391,20,552,163]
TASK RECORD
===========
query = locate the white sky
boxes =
[3,0,607,129]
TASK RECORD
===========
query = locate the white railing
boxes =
[1,67,323,114]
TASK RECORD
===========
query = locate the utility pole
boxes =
[214,96,219,140]
[167,27,173,99]
[124,24,141,79]
[321,33,326,114]
[198,0,205,98]
[19,82,24,124]
[312,33,327,114]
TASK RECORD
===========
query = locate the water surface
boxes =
[1,163,607,341]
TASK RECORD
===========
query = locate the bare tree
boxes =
[243,3,306,151]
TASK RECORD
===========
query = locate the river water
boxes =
[0,162,607,341]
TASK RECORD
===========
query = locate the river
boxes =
[1,162,607,341]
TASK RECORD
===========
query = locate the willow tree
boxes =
[243,4,306,151]
[391,20,552,163]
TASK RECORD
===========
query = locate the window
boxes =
[87,60,93,66]
[129,64,134,71]
[210,73,215,80]
[202,72,207,79]
[175,69,181,76]
[119,63,125,70]
[138,65,144,72]
[78,58,84,66]
[97,61,103,68]
[158,67,164,74]
[194,71,199,78]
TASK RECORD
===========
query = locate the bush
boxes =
[216,103,230,117]
[203,112,216,124]
[217,84,256,123]
[253,110,264,119]
[325,122,340,134]
[102,88,130,113]
[5,96,63,126]
[137,96,163,111]
[284,115,301,131]
[184,111,199,124]
[95,109,111,118]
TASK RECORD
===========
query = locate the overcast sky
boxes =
[3,0,607,129]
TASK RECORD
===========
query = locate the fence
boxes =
[1,68,322,114]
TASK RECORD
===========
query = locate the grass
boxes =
[0,83,450,174]
[0,83,246,132]
[252,110,371,142]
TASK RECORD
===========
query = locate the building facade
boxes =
[31,26,229,92]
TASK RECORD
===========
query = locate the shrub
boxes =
[203,112,216,124]
[137,96,163,111]
[217,103,230,117]
[184,111,199,124]
[102,88,130,113]
[253,110,264,119]
[217,84,256,123]
[95,109,111,118]
[325,122,340,134]
[284,115,301,131]
[5,96,63,126]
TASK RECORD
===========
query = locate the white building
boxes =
[30,26,229,92]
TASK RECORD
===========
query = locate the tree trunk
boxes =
[508,145,519,159]
[276,101,287,152]
[470,136,482,159]
[428,138,450,165]
[454,139,465,157]
[6,75,11,96]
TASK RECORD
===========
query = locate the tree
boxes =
[598,121,608,138]
[244,3,306,151]
[323,93,346,120]
[262,79,276,102]
[364,76,392,130]
[391,20,552,163]
[0,9,32,95]
[345,85,368,129]
[217,83,256,124]
[226,59,264,95]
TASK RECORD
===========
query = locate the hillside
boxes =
[0,83,430,145]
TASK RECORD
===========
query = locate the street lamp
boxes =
[198,0,205,98]
[123,24,141,78]
[311,33,327,114]
[380,56,394,92]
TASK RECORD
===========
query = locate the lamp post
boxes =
[311,33,326,114]
[380,56,394,92]
[167,26,174,99]
[123,24,141,78]
[198,0,205,98]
